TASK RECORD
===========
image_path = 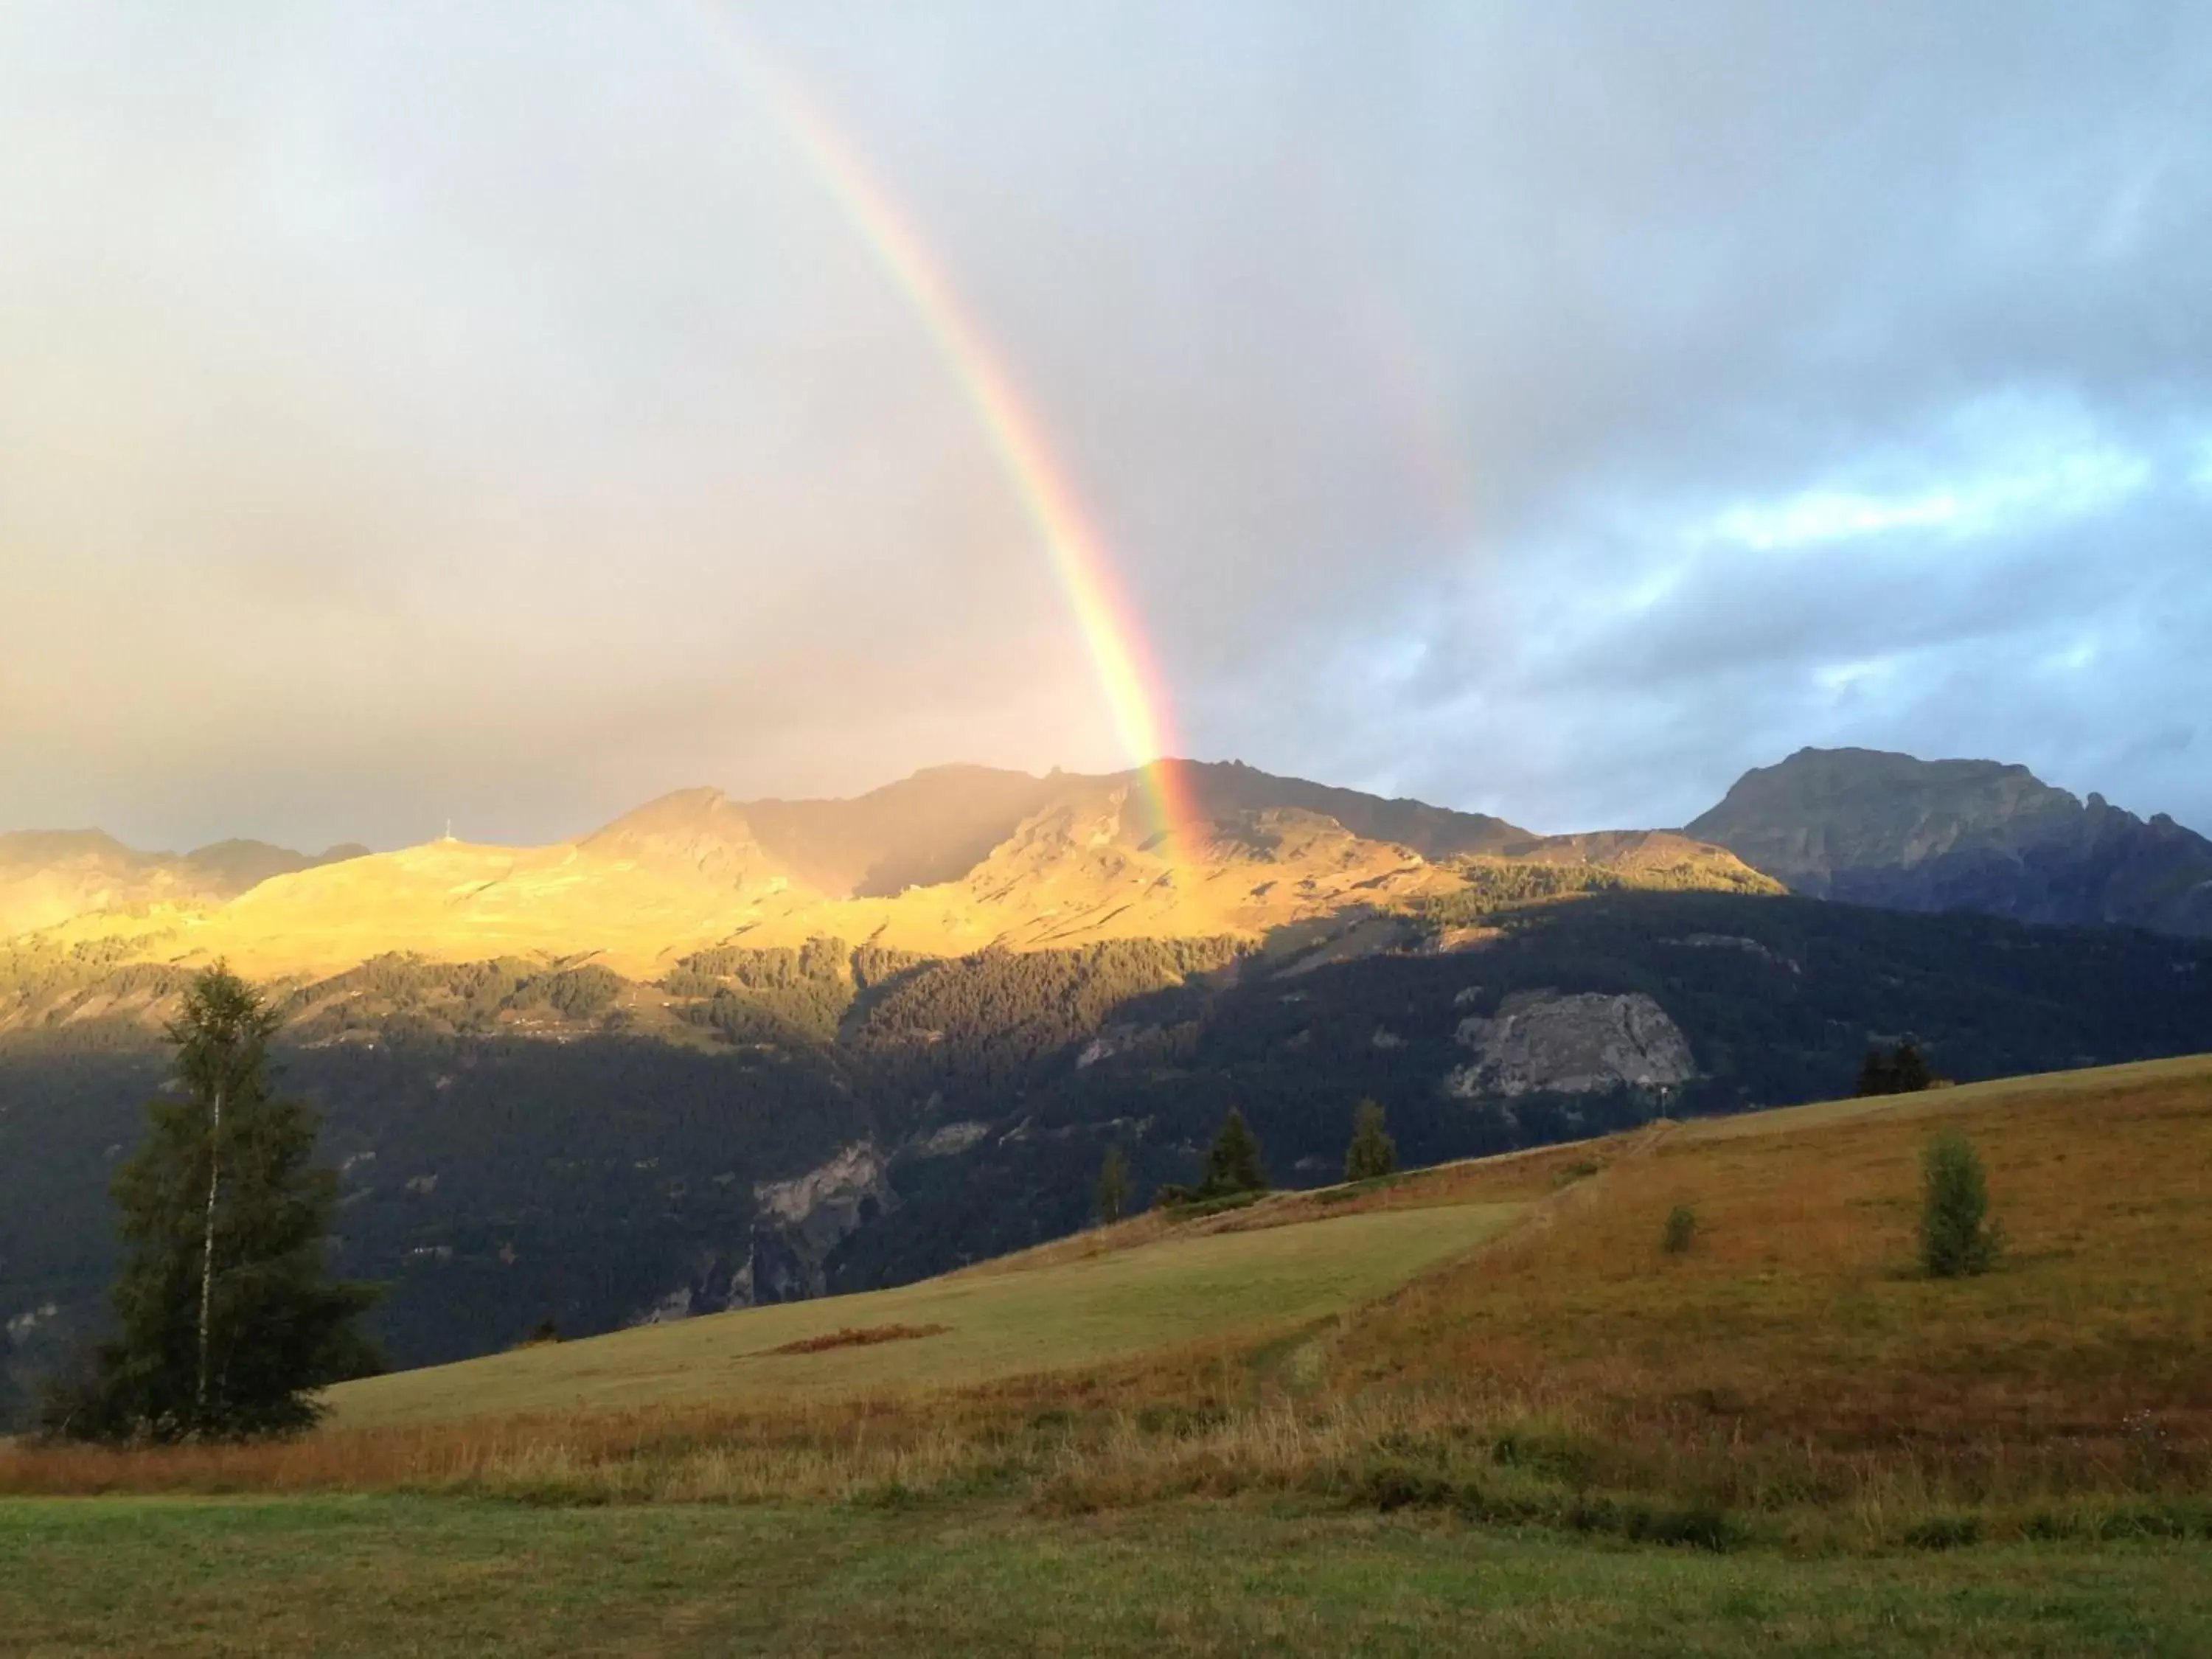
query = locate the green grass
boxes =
[330,1202,1524,1427]
[4,1494,2207,1658]
[14,1058,2212,1653]
[1677,1053,2212,1141]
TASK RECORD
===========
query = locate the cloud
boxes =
[1,1,2208,848]
[1688,398,2155,554]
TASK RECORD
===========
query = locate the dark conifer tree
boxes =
[1857,1039,1935,1097]
[1343,1099,1398,1181]
[1197,1107,1268,1198]
[1096,1144,1132,1223]
[1855,1046,1897,1096]
[44,964,380,1441]
[1891,1040,1933,1093]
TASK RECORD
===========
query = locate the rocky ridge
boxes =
[1688,747,2212,937]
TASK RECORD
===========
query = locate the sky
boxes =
[2,1,2208,852]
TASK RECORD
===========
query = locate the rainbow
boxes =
[686,7,1202,868]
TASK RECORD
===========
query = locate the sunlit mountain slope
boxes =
[9,762,1743,978]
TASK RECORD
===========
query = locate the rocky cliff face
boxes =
[626,1140,905,1326]
[730,1141,899,1307]
[1447,990,1696,1098]
[1688,748,2212,938]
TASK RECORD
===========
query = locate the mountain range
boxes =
[4,758,1753,979]
[0,832,369,943]
[8,748,2209,979]
[1,745,2207,1422]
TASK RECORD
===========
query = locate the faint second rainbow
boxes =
[686,7,1202,869]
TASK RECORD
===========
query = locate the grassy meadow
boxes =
[8,1496,2212,1658]
[323,1197,1526,1427]
[4,1054,2209,1655]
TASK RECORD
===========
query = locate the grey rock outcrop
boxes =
[910,1120,992,1157]
[728,1141,896,1307]
[1447,991,1695,1098]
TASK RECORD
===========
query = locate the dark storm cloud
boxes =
[1,1,2208,849]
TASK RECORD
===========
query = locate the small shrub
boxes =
[1562,1495,1742,1551]
[1632,1502,1742,1553]
[1902,1512,1982,1550]
[2017,1503,2208,1544]
[1489,1427,1596,1485]
[1355,1458,1455,1512]
[1159,1189,1265,1220]
[1451,1479,1545,1527]
[1919,1128,2003,1278]
[1661,1203,1698,1254]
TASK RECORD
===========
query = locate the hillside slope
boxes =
[326,1199,1525,1427]
[0,832,365,941]
[0,761,1630,977]
[16,1054,2207,1571]
[310,1053,2211,1455]
[4,888,2208,1424]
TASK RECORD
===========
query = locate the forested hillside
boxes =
[4,891,2208,1424]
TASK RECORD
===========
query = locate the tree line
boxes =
[1106,1096,1400,1220]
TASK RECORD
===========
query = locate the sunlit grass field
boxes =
[326,1199,1526,1427]
[5,1054,2209,1655]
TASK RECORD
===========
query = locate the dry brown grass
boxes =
[0,1341,1264,1504]
[957,1133,1621,1279]
[7,1058,2207,1548]
[1336,1059,2212,1503]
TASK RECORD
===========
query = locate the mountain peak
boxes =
[580,789,787,890]
[1689,748,2212,935]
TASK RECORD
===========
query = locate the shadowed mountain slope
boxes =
[1166,759,1528,858]
[1688,747,2212,938]
[729,765,1070,898]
